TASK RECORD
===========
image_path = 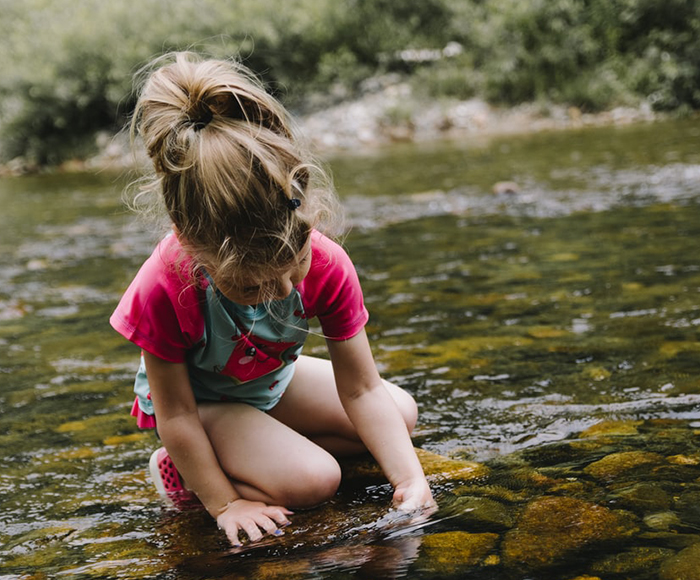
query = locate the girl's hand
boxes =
[215,499,292,547]
[392,479,437,514]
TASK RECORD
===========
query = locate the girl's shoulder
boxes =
[301,230,369,338]
[140,234,200,291]
[110,233,205,361]
[124,233,205,314]
[309,230,352,267]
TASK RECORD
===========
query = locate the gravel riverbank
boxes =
[1,75,666,177]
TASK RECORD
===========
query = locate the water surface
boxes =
[1,117,699,579]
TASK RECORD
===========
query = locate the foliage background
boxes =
[1,0,699,164]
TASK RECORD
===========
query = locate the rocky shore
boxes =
[296,75,661,153]
[0,75,665,177]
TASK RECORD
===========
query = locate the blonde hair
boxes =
[130,51,340,288]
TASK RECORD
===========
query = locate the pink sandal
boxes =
[148,447,200,508]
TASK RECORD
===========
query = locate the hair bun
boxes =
[185,101,214,131]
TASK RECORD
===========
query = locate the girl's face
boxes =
[209,238,312,305]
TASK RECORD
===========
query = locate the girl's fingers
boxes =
[266,506,293,526]
[241,521,264,543]
[223,525,243,547]
[220,505,293,547]
[256,516,282,537]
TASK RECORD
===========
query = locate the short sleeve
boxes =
[298,231,369,340]
[109,236,205,362]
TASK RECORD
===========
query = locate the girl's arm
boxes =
[143,351,290,545]
[326,329,435,511]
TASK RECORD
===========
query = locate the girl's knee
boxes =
[385,381,418,433]
[400,393,418,433]
[279,455,341,508]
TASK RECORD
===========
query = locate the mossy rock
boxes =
[584,451,665,481]
[453,483,531,503]
[418,531,499,576]
[496,466,560,491]
[590,546,676,576]
[667,454,700,466]
[607,482,670,514]
[415,448,489,482]
[445,495,516,531]
[342,449,487,485]
[527,326,569,338]
[658,542,700,580]
[579,419,643,438]
[638,531,700,550]
[644,511,682,532]
[674,491,700,528]
[255,557,312,579]
[501,496,639,571]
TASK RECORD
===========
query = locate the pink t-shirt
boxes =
[110,230,369,422]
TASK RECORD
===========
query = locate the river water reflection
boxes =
[1,118,700,579]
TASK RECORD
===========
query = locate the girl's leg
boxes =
[197,401,341,508]
[267,355,418,456]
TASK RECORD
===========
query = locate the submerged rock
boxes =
[579,419,643,438]
[644,511,682,531]
[667,454,700,466]
[674,490,700,528]
[590,546,675,576]
[340,448,488,484]
[446,495,516,531]
[415,448,489,482]
[658,542,700,580]
[417,531,499,576]
[639,531,700,550]
[608,482,671,514]
[501,496,639,571]
[584,451,665,481]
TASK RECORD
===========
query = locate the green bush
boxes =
[410,56,483,101]
[0,0,699,164]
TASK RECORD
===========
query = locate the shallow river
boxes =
[1,117,700,579]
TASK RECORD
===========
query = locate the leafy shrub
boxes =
[0,0,698,164]
[410,56,483,101]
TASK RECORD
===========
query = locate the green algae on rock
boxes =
[444,495,517,531]
[343,448,488,485]
[414,448,489,482]
[584,451,666,481]
[417,531,499,576]
[501,496,639,571]
[608,482,671,514]
[579,419,644,438]
[658,543,700,580]
[590,546,676,576]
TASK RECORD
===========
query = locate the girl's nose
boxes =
[273,276,294,299]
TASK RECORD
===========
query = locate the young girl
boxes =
[110,52,435,547]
